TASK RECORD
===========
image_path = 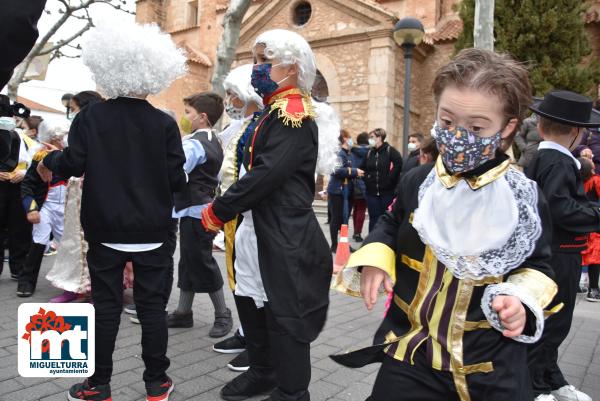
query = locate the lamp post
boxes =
[393,17,425,157]
[61,93,73,120]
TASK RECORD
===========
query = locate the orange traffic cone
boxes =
[333,224,351,273]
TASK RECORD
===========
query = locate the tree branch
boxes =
[38,21,92,55]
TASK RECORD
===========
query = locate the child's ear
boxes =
[500,118,519,140]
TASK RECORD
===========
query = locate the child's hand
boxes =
[360,266,394,311]
[492,295,526,338]
[9,170,25,183]
[27,211,41,224]
[36,161,52,183]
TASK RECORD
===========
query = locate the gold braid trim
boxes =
[33,150,49,162]
[271,93,316,128]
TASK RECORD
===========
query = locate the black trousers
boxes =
[177,216,223,293]
[87,231,176,386]
[329,194,345,249]
[0,181,31,275]
[370,347,533,401]
[528,252,581,395]
[234,295,311,401]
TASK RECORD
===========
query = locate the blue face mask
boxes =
[347,138,353,147]
[251,63,288,99]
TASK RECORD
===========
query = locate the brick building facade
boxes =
[136,0,600,148]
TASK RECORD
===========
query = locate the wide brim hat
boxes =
[530,90,600,128]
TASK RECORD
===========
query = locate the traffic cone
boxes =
[334,224,351,273]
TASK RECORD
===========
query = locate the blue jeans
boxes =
[367,194,394,232]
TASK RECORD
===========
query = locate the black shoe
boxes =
[353,234,364,242]
[145,376,174,401]
[330,244,337,254]
[67,379,112,401]
[210,308,233,338]
[220,371,276,401]
[587,288,600,302]
[167,311,193,328]
[227,350,250,372]
[213,329,246,353]
[16,281,34,297]
[10,273,19,280]
[261,388,310,401]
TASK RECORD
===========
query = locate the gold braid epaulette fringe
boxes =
[271,93,316,128]
[32,150,49,162]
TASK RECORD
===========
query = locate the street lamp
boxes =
[393,17,425,157]
[61,93,73,120]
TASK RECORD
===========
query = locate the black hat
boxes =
[0,129,21,172]
[530,90,600,128]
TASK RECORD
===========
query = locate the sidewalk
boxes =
[0,217,598,400]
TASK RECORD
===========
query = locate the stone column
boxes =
[367,34,396,139]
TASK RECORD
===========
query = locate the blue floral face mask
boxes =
[432,123,502,174]
[251,63,289,99]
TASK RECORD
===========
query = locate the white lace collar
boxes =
[412,166,542,280]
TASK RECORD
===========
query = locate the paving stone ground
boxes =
[0,217,599,400]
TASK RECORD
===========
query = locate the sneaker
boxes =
[44,246,57,256]
[68,380,112,401]
[167,311,193,328]
[213,329,246,354]
[577,285,588,294]
[123,303,137,315]
[50,291,82,303]
[130,315,141,324]
[227,350,250,372]
[16,281,33,297]
[220,371,276,401]
[586,288,600,302]
[209,308,233,338]
[145,376,174,401]
[551,385,592,401]
[535,395,558,401]
[353,234,363,242]
[10,273,19,280]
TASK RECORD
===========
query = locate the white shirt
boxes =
[538,141,581,169]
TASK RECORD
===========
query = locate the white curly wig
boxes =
[82,18,187,98]
[313,101,341,175]
[223,64,264,109]
[37,121,69,143]
[253,29,316,93]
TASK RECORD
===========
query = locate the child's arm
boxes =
[181,138,206,174]
[538,162,600,233]
[481,187,556,343]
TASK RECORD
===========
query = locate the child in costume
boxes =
[37,18,186,401]
[332,49,557,401]
[168,91,233,337]
[201,29,336,401]
[526,90,600,401]
[16,121,68,297]
[579,156,600,302]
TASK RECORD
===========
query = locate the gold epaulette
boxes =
[32,150,48,162]
[269,88,316,128]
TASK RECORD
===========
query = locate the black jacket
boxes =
[43,97,187,243]
[362,142,403,196]
[21,158,66,213]
[213,93,331,343]
[526,148,600,253]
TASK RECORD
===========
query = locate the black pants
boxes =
[528,252,581,395]
[18,242,45,288]
[177,216,223,293]
[589,264,599,290]
[370,348,533,401]
[0,182,31,275]
[234,295,311,401]
[366,194,394,232]
[87,234,176,386]
[329,194,350,250]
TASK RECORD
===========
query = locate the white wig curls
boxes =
[37,121,69,144]
[223,64,264,109]
[253,29,316,93]
[82,18,187,98]
[313,101,341,175]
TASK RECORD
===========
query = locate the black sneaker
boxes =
[210,308,233,338]
[220,371,276,401]
[587,288,600,302]
[145,376,174,401]
[68,379,112,401]
[167,311,193,328]
[353,234,364,242]
[10,273,19,280]
[16,281,34,297]
[227,350,250,372]
[213,329,246,353]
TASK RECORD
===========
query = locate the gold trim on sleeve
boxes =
[400,254,423,272]
[346,242,396,282]
[507,268,558,309]
[464,320,492,331]
[224,218,238,291]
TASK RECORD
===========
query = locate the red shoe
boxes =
[68,380,112,401]
[146,376,174,401]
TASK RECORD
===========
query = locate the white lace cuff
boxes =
[480,282,544,343]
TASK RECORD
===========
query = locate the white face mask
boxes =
[225,102,247,120]
[0,117,16,131]
[407,143,418,152]
[368,138,376,147]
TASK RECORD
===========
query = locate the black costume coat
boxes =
[212,89,332,343]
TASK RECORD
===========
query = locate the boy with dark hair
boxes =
[168,91,233,337]
[526,90,600,401]
[403,132,424,172]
